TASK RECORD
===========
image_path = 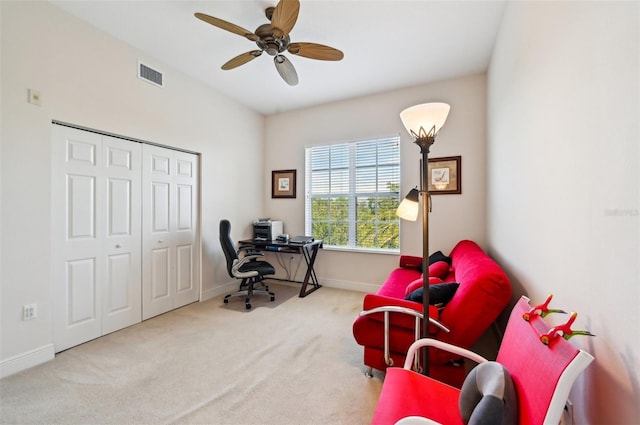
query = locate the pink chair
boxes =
[371,296,594,425]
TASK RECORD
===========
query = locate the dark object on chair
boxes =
[220,219,276,310]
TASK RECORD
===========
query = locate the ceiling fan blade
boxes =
[222,50,263,70]
[288,42,344,61]
[274,55,298,86]
[195,12,258,42]
[270,0,300,36]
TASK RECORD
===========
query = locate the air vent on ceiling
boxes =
[138,61,163,87]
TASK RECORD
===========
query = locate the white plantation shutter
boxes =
[305,136,401,252]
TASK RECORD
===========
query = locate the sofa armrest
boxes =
[402,338,488,370]
[360,306,450,333]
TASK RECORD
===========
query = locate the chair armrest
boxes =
[231,257,262,278]
[362,294,445,334]
[402,338,488,370]
[238,253,264,263]
[239,245,261,254]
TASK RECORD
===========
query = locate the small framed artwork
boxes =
[428,156,461,194]
[272,169,297,198]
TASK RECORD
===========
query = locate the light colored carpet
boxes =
[0,284,383,424]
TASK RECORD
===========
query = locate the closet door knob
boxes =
[158,240,164,244]
[115,244,122,248]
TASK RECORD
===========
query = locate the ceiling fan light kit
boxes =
[195,0,343,86]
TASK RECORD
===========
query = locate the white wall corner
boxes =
[200,280,238,302]
[0,344,55,379]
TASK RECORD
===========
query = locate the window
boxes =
[305,136,401,252]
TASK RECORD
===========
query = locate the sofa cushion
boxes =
[458,361,518,425]
[430,261,450,279]
[405,276,444,296]
[417,251,453,273]
[405,283,459,305]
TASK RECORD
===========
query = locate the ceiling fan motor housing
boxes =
[255,23,289,56]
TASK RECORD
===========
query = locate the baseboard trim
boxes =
[200,280,237,302]
[201,278,378,303]
[0,344,55,379]
[320,278,379,294]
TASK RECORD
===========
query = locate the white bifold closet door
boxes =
[52,125,142,352]
[52,125,200,352]
[142,144,199,320]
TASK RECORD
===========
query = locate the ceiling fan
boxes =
[195,0,344,86]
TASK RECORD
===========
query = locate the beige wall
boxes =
[487,1,639,423]
[264,74,488,290]
[0,1,264,373]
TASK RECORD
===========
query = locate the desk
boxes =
[238,239,323,297]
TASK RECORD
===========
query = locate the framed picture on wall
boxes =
[272,169,296,198]
[428,156,461,194]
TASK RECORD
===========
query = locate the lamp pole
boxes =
[398,102,450,376]
[415,135,434,376]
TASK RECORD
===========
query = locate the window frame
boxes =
[304,135,401,254]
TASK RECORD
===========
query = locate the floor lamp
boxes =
[396,102,450,375]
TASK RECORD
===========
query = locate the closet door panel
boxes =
[101,136,142,334]
[176,244,194,293]
[142,145,199,319]
[52,126,104,352]
[143,145,174,319]
[151,247,171,299]
[172,151,199,308]
[67,258,98,325]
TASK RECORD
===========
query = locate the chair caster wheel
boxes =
[245,303,251,310]
[270,296,275,302]
[223,298,229,304]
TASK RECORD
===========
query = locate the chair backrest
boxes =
[219,219,239,278]
[496,297,594,425]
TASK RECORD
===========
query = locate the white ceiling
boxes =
[50,0,507,115]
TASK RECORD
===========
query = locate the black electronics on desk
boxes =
[289,235,314,245]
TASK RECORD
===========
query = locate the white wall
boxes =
[487,1,639,423]
[264,74,488,290]
[0,1,264,374]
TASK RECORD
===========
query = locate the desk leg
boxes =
[299,244,322,297]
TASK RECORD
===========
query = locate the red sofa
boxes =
[352,240,512,387]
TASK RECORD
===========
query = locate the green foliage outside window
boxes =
[310,182,400,249]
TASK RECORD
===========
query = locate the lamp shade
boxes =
[396,188,420,221]
[399,102,451,138]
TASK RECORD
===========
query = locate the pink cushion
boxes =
[429,261,450,279]
[405,277,444,296]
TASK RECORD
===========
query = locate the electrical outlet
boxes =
[23,304,38,320]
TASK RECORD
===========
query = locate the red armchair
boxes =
[352,240,512,387]
[371,296,594,424]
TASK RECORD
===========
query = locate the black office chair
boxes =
[220,219,276,310]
